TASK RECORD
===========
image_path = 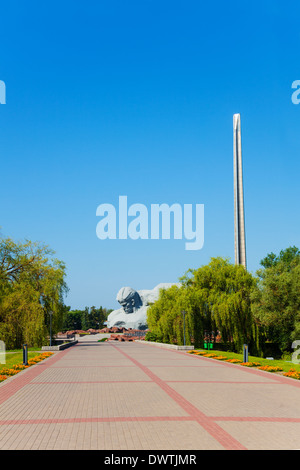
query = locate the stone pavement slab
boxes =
[0,340,300,450]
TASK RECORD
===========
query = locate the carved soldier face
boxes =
[116,287,142,314]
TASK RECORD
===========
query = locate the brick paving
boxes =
[0,339,300,450]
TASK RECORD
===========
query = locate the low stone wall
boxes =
[135,340,194,350]
[42,340,78,351]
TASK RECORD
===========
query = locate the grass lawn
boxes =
[190,349,300,374]
[0,348,54,379]
[1,352,40,371]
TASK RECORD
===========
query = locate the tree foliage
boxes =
[147,257,258,352]
[0,235,68,349]
[251,246,300,352]
[62,306,112,331]
[147,247,300,356]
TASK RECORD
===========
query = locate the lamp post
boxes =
[243,343,249,362]
[22,344,28,366]
[182,310,186,346]
[49,311,53,346]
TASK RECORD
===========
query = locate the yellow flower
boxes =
[258,365,283,372]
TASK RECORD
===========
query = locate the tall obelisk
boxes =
[233,113,246,269]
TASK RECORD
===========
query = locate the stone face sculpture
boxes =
[106,283,179,330]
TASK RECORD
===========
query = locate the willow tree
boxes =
[146,283,208,346]
[147,257,258,352]
[251,246,300,354]
[0,236,68,349]
[180,258,257,351]
[146,285,182,344]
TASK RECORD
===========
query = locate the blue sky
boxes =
[0,0,299,310]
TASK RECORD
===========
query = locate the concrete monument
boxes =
[106,283,179,330]
[233,113,247,268]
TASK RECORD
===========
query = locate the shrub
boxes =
[145,331,162,342]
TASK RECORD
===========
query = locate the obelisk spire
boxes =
[233,113,246,269]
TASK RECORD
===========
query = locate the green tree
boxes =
[251,246,300,354]
[62,306,113,332]
[87,306,111,329]
[0,282,45,349]
[0,235,68,349]
[88,306,100,329]
[81,307,89,331]
[62,309,83,331]
[185,258,257,352]
[147,257,257,352]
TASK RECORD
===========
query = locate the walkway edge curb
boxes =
[135,340,194,350]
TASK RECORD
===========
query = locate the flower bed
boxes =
[186,350,300,381]
[258,365,283,373]
[0,352,53,382]
[283,368,300,380]
[187,350,204,355]
[12,364,28,371]
[0,368,20,376]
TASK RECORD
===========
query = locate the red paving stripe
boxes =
[0,343,298,437]
[49,365,136,368]
[110,344,247,450]
[165,380,282,384]
[218,363,300,387]
[28,380,281,385]
[176,352,300,388]
[142,365,223,367]
[30,380,152,384]
[0,416,195,425]
[1,415,298,426]
[0,350,71,405]
[213,416,300,422]
[1,413,299,426]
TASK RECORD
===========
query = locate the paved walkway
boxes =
[0,338,300,450]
